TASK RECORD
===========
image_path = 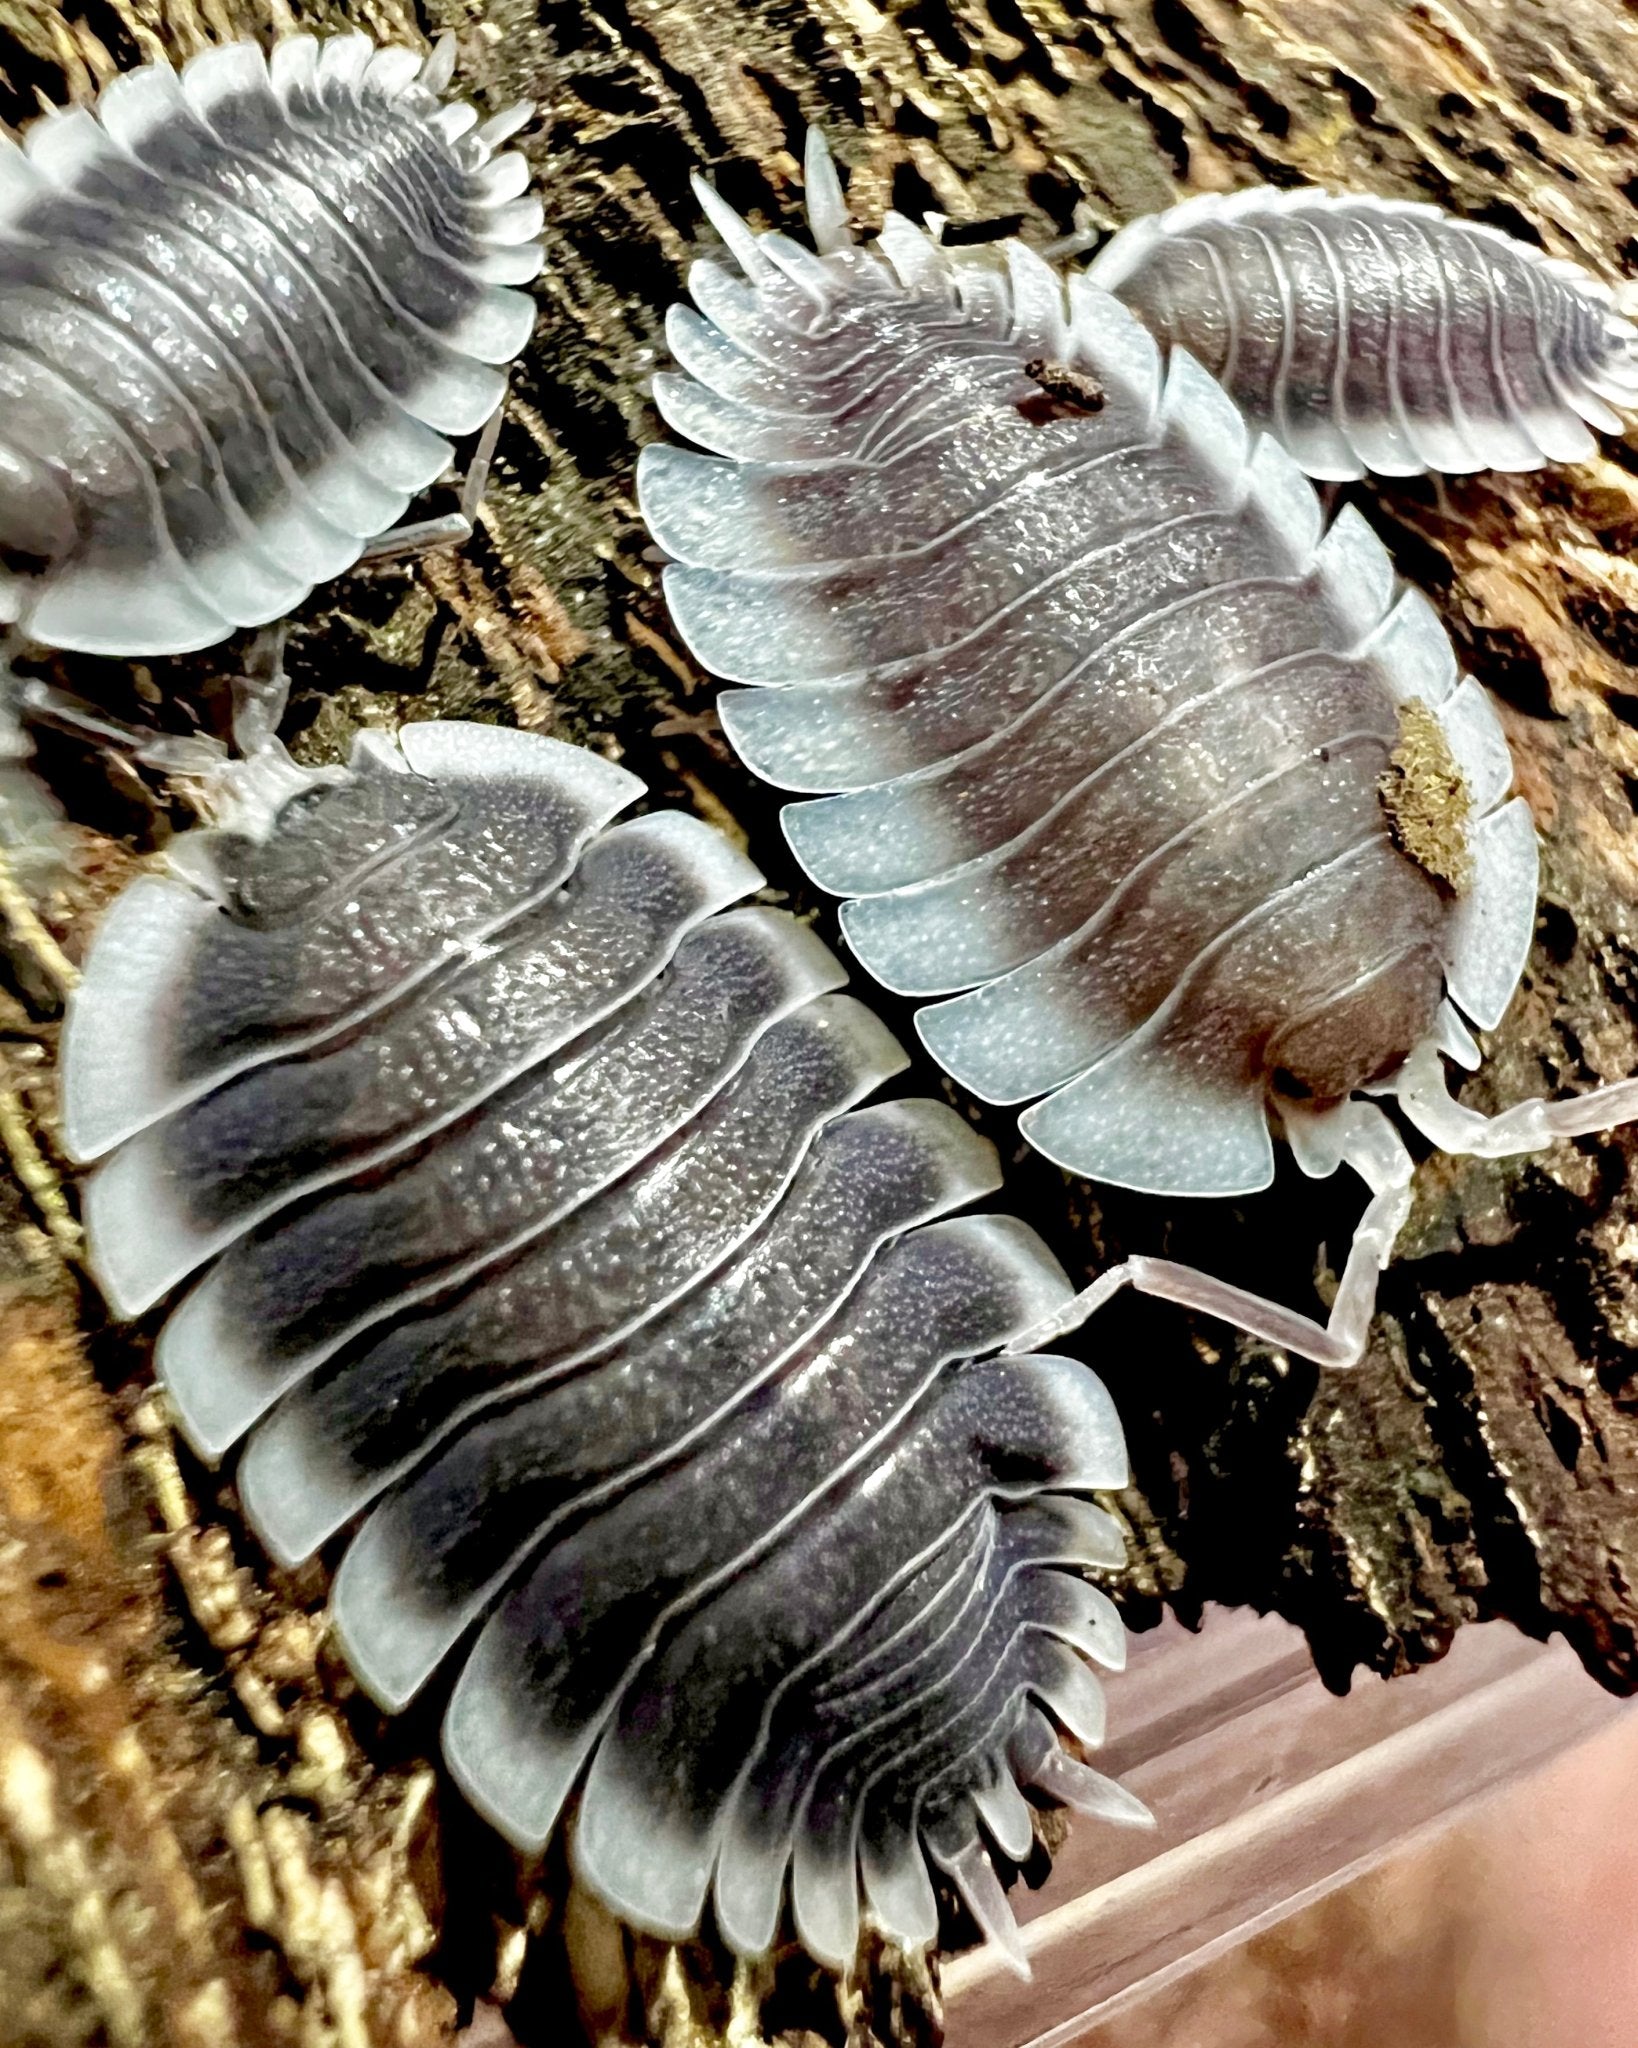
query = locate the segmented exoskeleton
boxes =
[640,136,1638,1371]
[1090,188,1638,479]
[0,32,541,656]
[60,721,1143,1973]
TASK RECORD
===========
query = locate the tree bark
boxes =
[4,0,1638,2041]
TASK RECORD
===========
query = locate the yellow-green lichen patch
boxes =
[1377,697,1474,895]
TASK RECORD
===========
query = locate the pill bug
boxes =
[1087,187,1638,480]
[0,31,541,658]
[638,136,1638,1368]
[60,720,1145,1972]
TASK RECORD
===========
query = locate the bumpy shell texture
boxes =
[1090,187,1638,480]
[0,33,542,656]
[61,722,1141,1972]
[639,146,1539,1198]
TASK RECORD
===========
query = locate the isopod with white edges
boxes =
[638,135,1638,1371]
[60,717,1147,1975]
[1089,185,1638,480]
[0,30,541,657]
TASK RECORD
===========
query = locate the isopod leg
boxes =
[12,675,226,780]
[0,654,75,1001]
[227,624,291,760]
[1113,1187,1411,1368]
[1393,1036,1638,1156]
[9,618,295,798]
[1040,229,1103,263]
[356,401,506,563]
[1006,1100,1416,1369]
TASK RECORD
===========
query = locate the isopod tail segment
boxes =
[649,134,1638,1377]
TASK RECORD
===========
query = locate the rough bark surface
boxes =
[3,0,1638,2041]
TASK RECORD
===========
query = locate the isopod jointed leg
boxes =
[357,402,507,565]
[1394,1037,1638,1157]
[1006,1100,1417,1369]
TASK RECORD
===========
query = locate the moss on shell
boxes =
[1377,697,1475,895]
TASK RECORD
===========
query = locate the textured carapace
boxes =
[639,141,1537,1202]
[0,32,541,656]
[61,721,1143,1973]
[1090,187,1638,480]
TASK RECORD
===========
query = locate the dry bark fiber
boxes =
[4,0,1638,2041]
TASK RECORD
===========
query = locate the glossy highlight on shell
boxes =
[1090,186,1638,479]
[639,141,1538,1199]
[0,32,542,657]
[60,720,1143,1972]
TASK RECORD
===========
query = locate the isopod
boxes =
[1088,186,1638,479]
[638,136,1638,1370]
[0,31,541,657]
[60,719,1143,1972]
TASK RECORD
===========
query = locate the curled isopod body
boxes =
[1088,187,1638,479]
[61,719,1143,1971]
[0,32,542,657]
[639,135,1638,1370]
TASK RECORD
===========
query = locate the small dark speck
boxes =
[1017,357,1106,424]
[941,214,1027,246]
[1524,85,1575,136]
[1536,900,1577,964]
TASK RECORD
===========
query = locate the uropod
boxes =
[638,135,1638,1371]
[0,30,542,658]
[60,719,1145,1974]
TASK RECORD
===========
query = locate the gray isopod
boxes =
[60,720,1144,1974]
[1089,187,1638,479]
[638,136,1638,1373]
[0,31,542,657]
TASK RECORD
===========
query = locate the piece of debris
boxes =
[1377,695,1476,894]
[1018,356,1108,423]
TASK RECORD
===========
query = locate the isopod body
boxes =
[1090,188,1638,479]
[60,720,1143,1971]
[0,33,542,656]
[640,145,1536,1206]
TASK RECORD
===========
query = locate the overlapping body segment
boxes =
[1089,187,1638,478]
[642,145,1534,1200]
[64,719,1142,1972]
[0,31,543,655]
